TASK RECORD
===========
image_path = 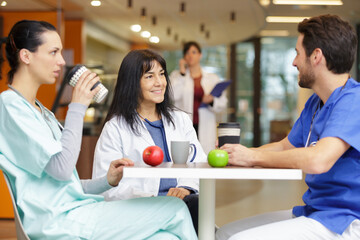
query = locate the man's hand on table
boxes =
[221,144,257,167]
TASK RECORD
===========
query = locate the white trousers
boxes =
[216,209,360,240]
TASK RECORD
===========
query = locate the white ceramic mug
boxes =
[170,141,197,164]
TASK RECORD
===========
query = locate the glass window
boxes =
[235,42,254,147]
[260,37,298,144]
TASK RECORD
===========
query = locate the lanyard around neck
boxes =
[305,100,321,148]
[305,78,350,148]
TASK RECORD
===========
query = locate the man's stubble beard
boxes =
[298,60,315,89]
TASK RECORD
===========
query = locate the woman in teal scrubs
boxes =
[0,20,197,240]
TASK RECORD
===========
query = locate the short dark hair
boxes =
[104,49,175,134]
[183,41,202,56]
[3,20,56,83]
[298,14,357,74]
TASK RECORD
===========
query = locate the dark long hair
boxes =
[0,37,7,80]
[104,49,175,134]
[298,14,357,74]
[3,20,56,83]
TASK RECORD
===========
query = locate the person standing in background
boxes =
[170,41,228,154]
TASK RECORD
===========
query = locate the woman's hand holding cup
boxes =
[71,70,101,107]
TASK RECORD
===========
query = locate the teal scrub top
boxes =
[0,90,103,239]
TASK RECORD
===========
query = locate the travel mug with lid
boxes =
[66,64,108,103]
[217,122,241,147]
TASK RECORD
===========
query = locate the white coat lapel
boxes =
[138,119,155,146]
[184,70,194,118]
[162,113,176,162]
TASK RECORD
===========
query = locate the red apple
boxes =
[143,146,164,166]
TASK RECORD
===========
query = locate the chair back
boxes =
[2,172,31,240]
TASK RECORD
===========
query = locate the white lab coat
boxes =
[93,110,207,200]
[170,68,228,154]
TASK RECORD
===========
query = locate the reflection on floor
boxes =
[0,178,307,239]
[215,179,307,227]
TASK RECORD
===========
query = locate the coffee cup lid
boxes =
[217,122,240,128]
[66,64,85,84]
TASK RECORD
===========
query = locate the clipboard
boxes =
[199,80,231,108]
[210,80,231,97]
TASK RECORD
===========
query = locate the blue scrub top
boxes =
[288,78,360,234]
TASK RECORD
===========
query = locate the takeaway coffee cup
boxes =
[217,122,241,147]
[66,65,109,103]
[171,141,197,164]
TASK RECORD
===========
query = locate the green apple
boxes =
[207,149,228,167]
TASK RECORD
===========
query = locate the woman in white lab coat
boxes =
[0,20,197,240]
[93,49,207,234]
[170,41,228,154]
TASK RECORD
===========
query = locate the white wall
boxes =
[85,37,127,74]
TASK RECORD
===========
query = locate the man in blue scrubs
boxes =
[216,14,360,240]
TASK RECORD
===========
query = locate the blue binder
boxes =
[199,80,231,108]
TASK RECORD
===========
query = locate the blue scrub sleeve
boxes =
[288,114,305,148]
[0,92,62,178]
[320,90,360,151]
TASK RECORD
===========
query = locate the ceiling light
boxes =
[141,7,146,20]
[230,12,236,23]
[149,36,160,43]
[152,16,157,26]
[127,0,132,8]
[273,0,343,5]
[140,31,151,38]
[180,2,186,16]
[200,23,205,32]
[266,16,310,23]
[130,24,141,32]
[259,0,270,6]
[91,0,101,7]
[259,30,290,36]
[1,1,7,7]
